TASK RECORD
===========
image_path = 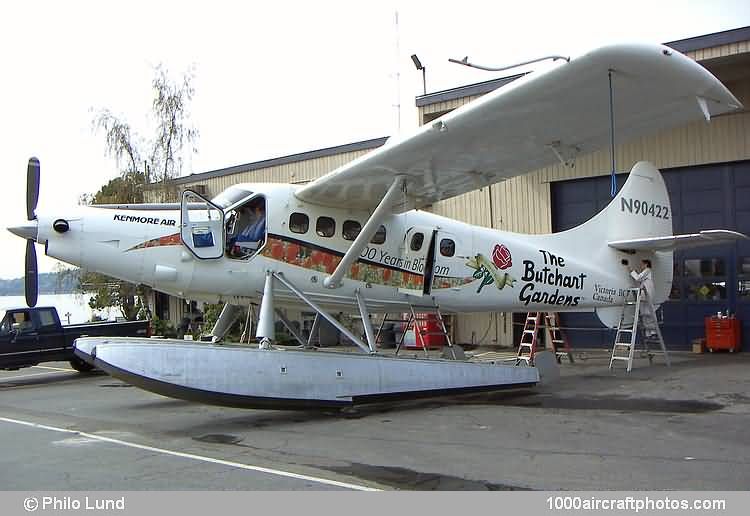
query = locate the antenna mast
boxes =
[393,10,401,134]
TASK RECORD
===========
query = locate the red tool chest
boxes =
[704,316,741,352]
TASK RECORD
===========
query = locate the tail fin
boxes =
[581,161,673,244]
[562,162,674,324]
[561,161,746,327]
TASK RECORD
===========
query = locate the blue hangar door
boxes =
[550,160,750,351]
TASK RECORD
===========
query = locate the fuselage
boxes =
[34,182,658,316]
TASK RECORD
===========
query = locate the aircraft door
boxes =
[398,226,437,296]
[432,231,464,290]
[180,190,225,260]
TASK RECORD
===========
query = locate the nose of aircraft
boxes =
[7,220,38,241]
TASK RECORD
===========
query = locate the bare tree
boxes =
[80,64,199,321]
[93,110,141,174]
[150,64,199,182]
[92,64,198,183]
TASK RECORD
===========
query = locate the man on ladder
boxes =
[630,259,657,337]
[610,258,671,371]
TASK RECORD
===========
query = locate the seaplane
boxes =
[8,43,747,409]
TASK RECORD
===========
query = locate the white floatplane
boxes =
[8,43,747,408]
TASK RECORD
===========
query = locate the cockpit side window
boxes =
[211,186,254,210]
[226,196,266,260]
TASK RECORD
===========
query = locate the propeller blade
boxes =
[27,157,40,220]
[25,239,38,307]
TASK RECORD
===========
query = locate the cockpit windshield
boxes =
[211,186,254,210]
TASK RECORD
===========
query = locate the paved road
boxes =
[1,353,749,490]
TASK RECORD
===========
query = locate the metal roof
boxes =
[165,136,388,186]
[666,25,750,53]
[415,73,527,108]
[416,26,750,109]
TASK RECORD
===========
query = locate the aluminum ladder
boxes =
[376,302,456,358]
[544,312,574,364]
[516,312,542,365]
[609,287,671,372]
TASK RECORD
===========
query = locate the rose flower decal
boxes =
[492,244,512,270]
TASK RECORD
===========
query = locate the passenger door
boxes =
[180,190,225,260]
[398,226,436,296]
[431,231,465,290]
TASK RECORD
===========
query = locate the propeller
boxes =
[25,239,38,307]
[27,157,40,221]
[24,157,40,307]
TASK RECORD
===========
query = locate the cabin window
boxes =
[410,232,424,251]
[439,238,455,257]
[342,220,361,241]
[289,213,309,234]
[370,225,386,245]
[316,216,335,238]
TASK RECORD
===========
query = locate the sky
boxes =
[1,0,749,280]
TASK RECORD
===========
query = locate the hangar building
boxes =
[146,26,750,351]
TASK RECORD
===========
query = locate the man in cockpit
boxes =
[229,203,266,258]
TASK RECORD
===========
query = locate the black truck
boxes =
[0,306,150,372]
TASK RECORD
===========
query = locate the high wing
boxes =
[296,43,742,211]
[608,230,749,251]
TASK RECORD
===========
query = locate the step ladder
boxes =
[609,287,671,372]
[516,312,542,365]
[376,302,456,358]
[516,312,573,365]
[544,312,574,364]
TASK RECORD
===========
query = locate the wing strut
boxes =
[323,175,405,289]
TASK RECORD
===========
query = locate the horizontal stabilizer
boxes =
[608,230,749,251]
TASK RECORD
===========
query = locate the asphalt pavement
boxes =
[1,351,749,490]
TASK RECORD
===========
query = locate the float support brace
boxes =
[273,271,372,354]
[306,313,321,348]
[256,271,275,348]
[275,308,307,347]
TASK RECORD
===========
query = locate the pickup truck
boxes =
[0,306,150,372]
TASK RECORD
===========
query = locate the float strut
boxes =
[209,303,242,343]
[356,289,376,352]
[256,271,275,349]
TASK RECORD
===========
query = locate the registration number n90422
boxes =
[620,197,669,219]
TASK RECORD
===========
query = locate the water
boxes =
[0,293,115,324]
